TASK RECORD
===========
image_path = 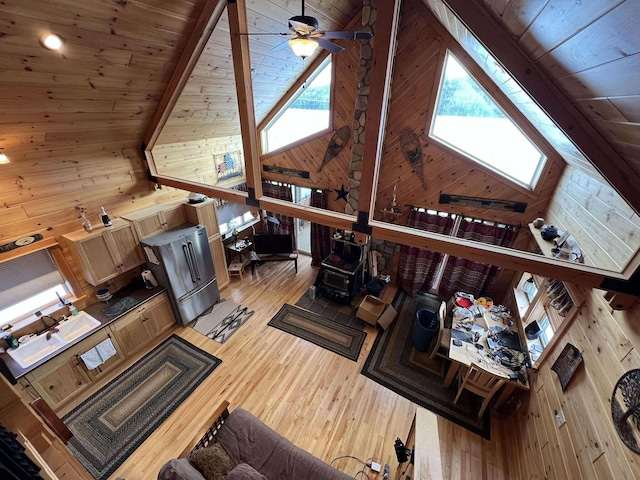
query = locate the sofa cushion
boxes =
[188,443,235,480]
[216,408,352,480]
[226,462,267,480]
[157,458,204,480]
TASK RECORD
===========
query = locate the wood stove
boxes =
[318,238,366,303]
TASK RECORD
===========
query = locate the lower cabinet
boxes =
[110,292,175,357]
[21,292,175,414]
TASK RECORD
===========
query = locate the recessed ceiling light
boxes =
[0,153,9,165]
[41,33,64,50]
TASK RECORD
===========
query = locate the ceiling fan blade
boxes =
[317,38,344,54]
[270,40,292,53]
[321,30,373,40]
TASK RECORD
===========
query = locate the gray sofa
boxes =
[158,406,352,480]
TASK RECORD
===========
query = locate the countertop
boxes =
[0,285,167,381]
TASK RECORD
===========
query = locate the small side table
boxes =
[226,241,253,278]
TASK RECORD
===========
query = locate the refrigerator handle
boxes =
[182,243,197,283]
[187,241,201,280]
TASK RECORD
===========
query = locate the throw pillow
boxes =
[189,443,235,480]
[226,462,267,480]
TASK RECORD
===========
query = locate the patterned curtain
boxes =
[437,219,520,299]
[310,190,332,266]
[397,210,455,296]
[261,182,294,235]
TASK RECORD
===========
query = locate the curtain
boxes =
[397,210,455,296]
[309,190,332,266]
[437,219,520,299]
[261,182,294,235]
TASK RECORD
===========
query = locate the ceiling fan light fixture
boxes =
[289,37,318,58]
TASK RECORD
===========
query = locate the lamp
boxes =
[289,37,318,58]
[40,33,64,50]
[0,151,9,165]
[231,229,239,246]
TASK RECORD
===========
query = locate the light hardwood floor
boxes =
[112,255,512,480]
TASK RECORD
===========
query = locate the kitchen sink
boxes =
[56,311,101,342]
[6,311,102,369]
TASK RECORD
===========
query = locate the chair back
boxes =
[429,301,448,359]
[463,363,505,397]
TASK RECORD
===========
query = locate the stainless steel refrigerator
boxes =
[141,225,220,326]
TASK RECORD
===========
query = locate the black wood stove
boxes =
[317,238,366,303]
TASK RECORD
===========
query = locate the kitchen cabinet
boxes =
[62,219,144,286]
[123,201,187,240]
[210,234,230,288]
[110,292,174,357]
[23,330,124,411]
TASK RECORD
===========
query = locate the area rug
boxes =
[63,335,222,480]
[295,290,368,331]
[361,291,491,439]
[268,304,366,361]
[191,300,254,343]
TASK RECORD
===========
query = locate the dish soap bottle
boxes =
[101,207,112,227]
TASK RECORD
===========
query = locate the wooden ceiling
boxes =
[154,0,362,145]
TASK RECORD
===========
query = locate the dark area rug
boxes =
[268,304,366,361]
[361,290,491,439]
[63,335,222,479]
[295,290,368,331]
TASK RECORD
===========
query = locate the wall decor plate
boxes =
[0,233,44,253]
[612,369,640,454]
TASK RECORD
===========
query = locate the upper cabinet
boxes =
[184,198,220,237]
[62,219,145,286]
[123,201,188,240]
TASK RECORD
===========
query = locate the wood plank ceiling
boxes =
[154,0,362,145]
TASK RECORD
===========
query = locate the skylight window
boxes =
[430,52,545,188]
[262,58,332,153]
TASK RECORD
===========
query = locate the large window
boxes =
[262,58,332,153]
[430,51,545,188]
[0,249,69,328]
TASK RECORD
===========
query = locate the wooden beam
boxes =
[439,0,640,216]
[158,175,248,205]
[357,0,403,220]
[227,0,262,203]
[143,0,227,150]
[258,197,355,232]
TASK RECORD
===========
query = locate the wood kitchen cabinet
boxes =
[210,233,230,288]
[110,292,174,357]
[123,201,187,240]
[62,218,145,286]
[22,330,124,411]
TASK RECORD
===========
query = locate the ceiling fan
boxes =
[239,0,373,58]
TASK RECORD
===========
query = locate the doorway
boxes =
[294,186,311,254]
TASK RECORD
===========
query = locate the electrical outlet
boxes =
[370,461,381,473]
[555,409,566,427]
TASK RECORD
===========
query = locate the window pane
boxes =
[430,52,545,187]
[264,59,332,153]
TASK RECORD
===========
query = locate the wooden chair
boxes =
[453,362,506,417]
[429,301,451,360]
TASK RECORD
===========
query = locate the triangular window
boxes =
[262,57,332,153]
[430,51,545,188]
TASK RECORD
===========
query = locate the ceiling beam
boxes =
[227,0,263,205]
[439,0,640,216]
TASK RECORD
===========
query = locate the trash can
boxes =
[412,309,439,352]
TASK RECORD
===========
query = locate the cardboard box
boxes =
[357,295,386,325]
[377,304,397,330]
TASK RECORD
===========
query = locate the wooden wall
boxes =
[500,285,640,479]
[546,166,640,272]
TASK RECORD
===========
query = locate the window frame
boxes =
[259,55,335,155]
[427,49,547,191]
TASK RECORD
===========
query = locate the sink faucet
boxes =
[45,327,59,341]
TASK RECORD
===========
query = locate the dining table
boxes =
[444,306,530,410]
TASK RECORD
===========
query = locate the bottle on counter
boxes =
[81,211,93,232]
[2,332,19,349]
[69,304,79,316]
[100,207,112,227]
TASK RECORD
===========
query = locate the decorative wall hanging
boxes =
[334,184,349,202]
[262,165,310,178]
[439,193,527,213]
[0,234,44,254]
[612,369,640,454]
[550,343,583,391]
[318,125,350,172]
[214,151,243,182]
[400,128,427,189]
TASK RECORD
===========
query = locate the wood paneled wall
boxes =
[500,285,640,479]
[546,166,640,272]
